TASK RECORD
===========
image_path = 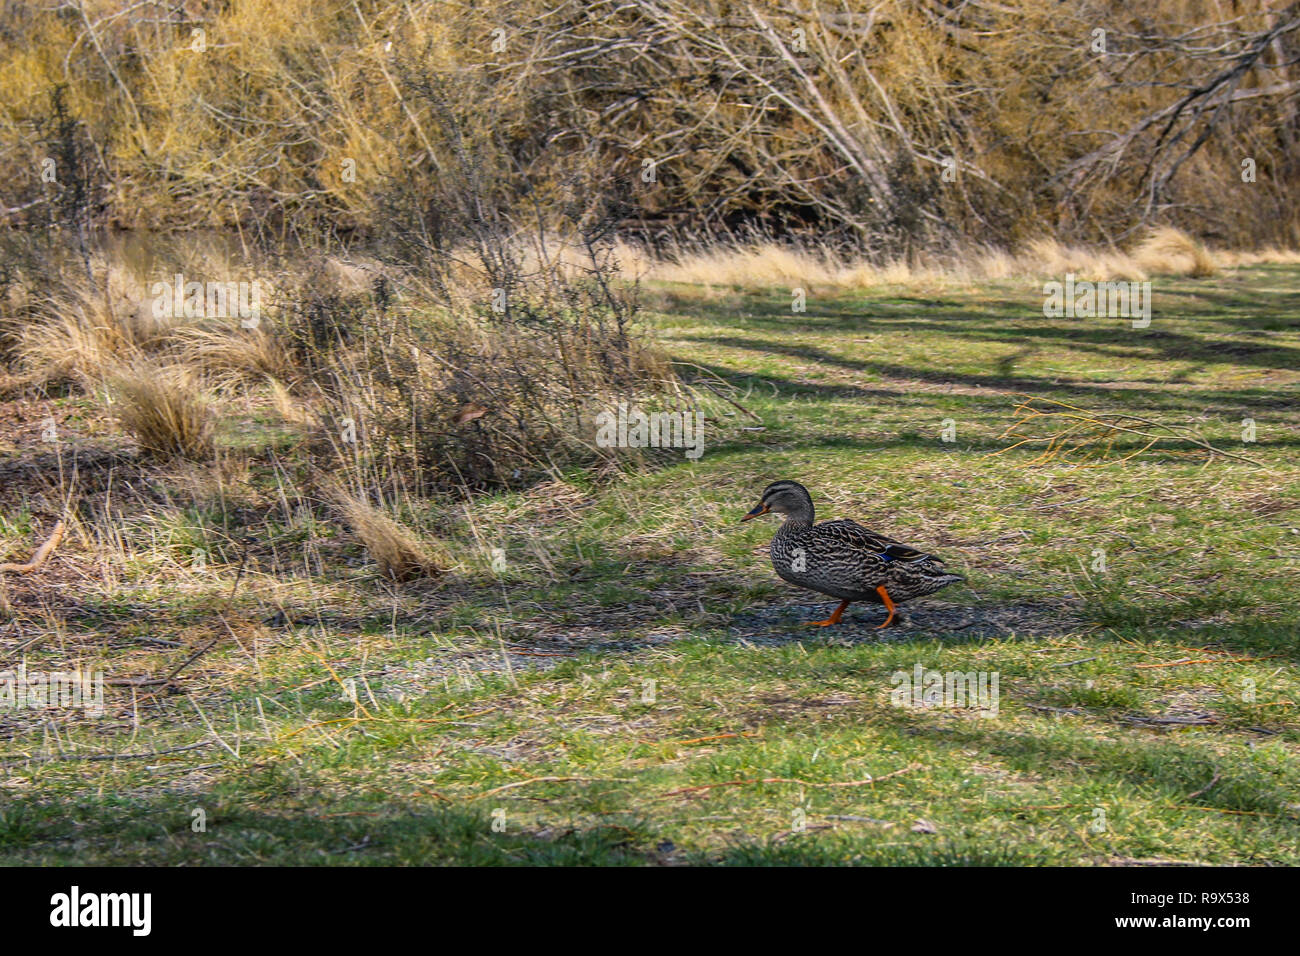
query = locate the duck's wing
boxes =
[817,519,943,564]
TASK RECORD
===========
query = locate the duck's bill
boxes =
[741,503,770,521]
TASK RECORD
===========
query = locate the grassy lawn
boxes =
[2,265,1298,865]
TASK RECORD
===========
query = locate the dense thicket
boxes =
[2,1,1297,254]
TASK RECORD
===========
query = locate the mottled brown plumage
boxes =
[742,480,963,627]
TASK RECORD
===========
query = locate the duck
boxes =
[741,480,963,627]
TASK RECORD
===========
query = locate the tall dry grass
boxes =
[171,326,295,390]
[637,227,1286,289]
[2,242,293,392]
[309,283,682,492]
[5,257,164,387]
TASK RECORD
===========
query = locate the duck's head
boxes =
[741,480,814,522]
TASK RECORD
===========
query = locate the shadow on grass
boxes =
[877,707,1300,822]
[689,334,1299,414]
[660,281,1300,371]
[0,795,656,866]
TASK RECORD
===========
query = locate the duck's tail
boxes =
[918,566,965,593]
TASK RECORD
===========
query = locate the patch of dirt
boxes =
[0,399,47,451]
[0,444,143,503]
[0,394,144,504]
[370,596,1082,685]
[376,647,567,696]
[513,621,702,653]
[1238,493,1298,518]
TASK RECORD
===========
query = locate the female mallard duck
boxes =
[742,480,963,627]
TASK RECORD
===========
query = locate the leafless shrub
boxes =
[300,64,690,493]
[308,252,683,493]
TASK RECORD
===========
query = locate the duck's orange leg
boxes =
[875,586,897,628]
[806,599,851,627]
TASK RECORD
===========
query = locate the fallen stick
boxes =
[1121,713,1218,726]
[107,636,223,687]
[694,379,763,421]
[1185,771,1221,801]
[0,520,66,575]
[164,636,223,682]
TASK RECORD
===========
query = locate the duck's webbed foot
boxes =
[805,599,851,627]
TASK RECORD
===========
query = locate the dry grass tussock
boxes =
[1,234,685,490]
[323,483,448,582]
[639,228,1299,289]
[170,325,295,391]
[107,359,215,461]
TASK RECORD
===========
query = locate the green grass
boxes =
[2,265,1299,865]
